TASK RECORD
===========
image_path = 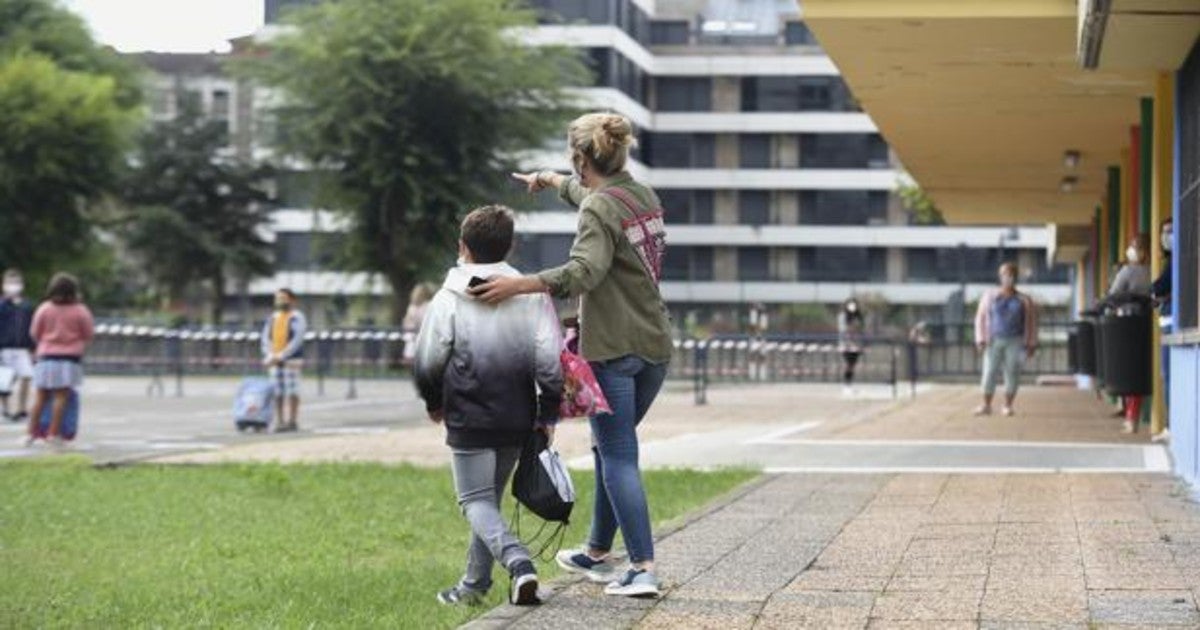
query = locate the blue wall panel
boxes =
[1170,347,1199,484]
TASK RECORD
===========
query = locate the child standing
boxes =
[25,273,94,446]
[414,206,563,607]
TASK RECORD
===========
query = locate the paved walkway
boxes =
[468,472,1200,629]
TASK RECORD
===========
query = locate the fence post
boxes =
[890,344,898,400]
[346,331,359,400]
[693,341,708,406]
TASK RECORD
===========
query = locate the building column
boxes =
[886,247,905,283]
[1150,75,1175,436]
[714,247,738,282]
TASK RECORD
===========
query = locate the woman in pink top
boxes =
[25,273,94,445]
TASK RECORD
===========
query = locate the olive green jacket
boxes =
[536,173,673,363]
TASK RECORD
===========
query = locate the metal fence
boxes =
[87,324,410,397]
[909,320,1073,378]
[81,319,1073,400]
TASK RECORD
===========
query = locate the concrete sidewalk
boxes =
[468,472,1200,629]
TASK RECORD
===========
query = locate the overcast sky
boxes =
[62,0,263,53]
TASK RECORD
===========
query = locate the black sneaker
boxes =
[436,584,485,606]
[509,560,541,606]
[12,411,27,422]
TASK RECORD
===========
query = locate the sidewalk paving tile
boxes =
[755,590,874,629]
[980,587,1089,624]
[870,588,983,621]
[635,599,760,630]
[1088,590,1200,625]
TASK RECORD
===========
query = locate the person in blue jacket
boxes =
[0,269,36,422]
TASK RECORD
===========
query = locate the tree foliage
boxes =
[897,181,945,226]
[0,0,140,300]
[0,53,136,294]
[122,98,274,325]
[239,0,585,322]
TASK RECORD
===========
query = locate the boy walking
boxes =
[414,206,563,607]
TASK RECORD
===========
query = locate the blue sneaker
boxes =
[555,548,618,584]
[604,569,660,598]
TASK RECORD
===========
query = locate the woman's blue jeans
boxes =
[587,354,667,564]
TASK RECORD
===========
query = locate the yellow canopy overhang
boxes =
[800,0,1184,249]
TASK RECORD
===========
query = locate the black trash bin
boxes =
[1074,319,1097,376]
[1091,312,1107,389]
[1067,330,1079,374]
[1098,296,1153,396]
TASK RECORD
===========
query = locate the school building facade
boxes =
[801,0,1200,483]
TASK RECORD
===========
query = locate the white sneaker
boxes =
[1152,429,1171,443]
[555,549,618,584]
[605,569,660,598]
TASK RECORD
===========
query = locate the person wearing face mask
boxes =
[839,298,866,396]
[473,112,672,599]
[1108,235,1153,433]
[260,288,307,432]
[1151,219,1173,441]
[973,262,1039,417]
[0,269,35,422]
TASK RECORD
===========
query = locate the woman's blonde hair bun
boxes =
[569,112,636,176]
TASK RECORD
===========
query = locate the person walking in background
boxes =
[0,269,35,422]
[1151,218,1173,442]
[401,283,434,367]
[838,298,865,396]
[414,206,562,607]
[974,262,1038,417]
[474,112,673,598]
[261,288,306,433]
[1108,234,1153,434]
[25,273,94,446]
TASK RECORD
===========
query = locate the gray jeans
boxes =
[451,446,529,592]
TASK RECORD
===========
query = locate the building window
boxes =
[784,21,814,45]
[738,191,770,225]
[906,248,939,282]
[651,20,689,45]
[150,88,173,117]
[276,171,319,209]
[585,48,612,88]
[513,234,573,272]
[641,133,715,168]
[660,189,714,224]
[656,77,712,112]
[274,232,345,271]
[799,247,886,282]
[799,190,888,225]
[529,0,612,24]
[742,76,858,112]
[739,134,771,168]
[738,248,771,281]
[800,133,889,168]
[664,246,714,281]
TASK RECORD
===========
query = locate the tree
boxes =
[897,181,946,226]
[122,97,274,325]
[0,53,136,293]
[239,0,584,323]
[0,0,140,298]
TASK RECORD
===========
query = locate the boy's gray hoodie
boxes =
[413,261,564,448]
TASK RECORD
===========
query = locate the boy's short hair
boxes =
[461,205,514,264]
[277,287,296,301]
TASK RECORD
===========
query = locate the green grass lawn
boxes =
[0,458,755,629]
